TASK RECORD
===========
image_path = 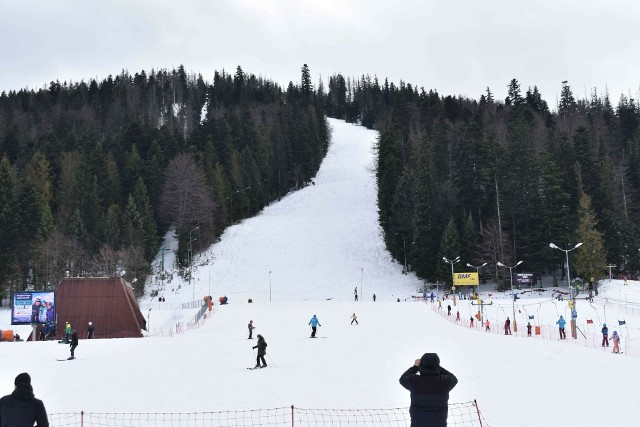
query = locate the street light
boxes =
[443,256,460,306]
[401,239,409,274]
[189,226,200,303]
[466,262,487,297]
[497,260,523,333]
[160,247,170,291]
[549,242,582,338]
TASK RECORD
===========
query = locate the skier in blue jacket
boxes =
[556,315,566,339]
[309,315,321,337]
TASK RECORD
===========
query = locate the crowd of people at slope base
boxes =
[438,300,623,354]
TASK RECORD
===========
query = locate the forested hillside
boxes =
[0,64,328,299]
[322,75,640,290]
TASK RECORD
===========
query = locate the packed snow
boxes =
[2,119,639,426]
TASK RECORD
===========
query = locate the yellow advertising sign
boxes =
[453,272,479,286]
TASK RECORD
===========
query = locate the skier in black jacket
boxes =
[0,372,49,427]
[252,334,268,368]
[69,330,79,359]
[399,353,458,427]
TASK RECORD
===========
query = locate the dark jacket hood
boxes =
[12,383,35,400]
[419,353,441,374]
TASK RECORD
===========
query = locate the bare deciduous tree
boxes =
[118,245,148,296]
[91,244,120,277]
[160,153,215,235]
[478,221,513,291]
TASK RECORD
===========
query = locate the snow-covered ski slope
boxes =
[185,118,420,302]
[1,119,639,427]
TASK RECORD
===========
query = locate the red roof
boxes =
[55,277,146,339]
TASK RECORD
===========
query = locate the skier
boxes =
[556,315,566,339]
[438,300,442,310]
[64,321,72,343]
[504,317,511,335]
[430,292,435,303]
[399,353,458,427]
[485,319,490,331]
[447,305,451,316]
[601,323,609,347]
[309,315,321,337]
[69,330,79,359]
[469,316,474,327]
[87,322,95,339]
[527,322,532,337]
[372,293,376,302]
[455,311,460,322]
[611,331,621,353]
[354,287,358,301]
[350,313,358,325]
[248,320,256,339]
[252,334,268,368]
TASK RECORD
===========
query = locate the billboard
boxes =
[453,272,479,286]
[11,291,56,325]
[516,273,537,286]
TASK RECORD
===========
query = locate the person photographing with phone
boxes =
[399,353,458,427]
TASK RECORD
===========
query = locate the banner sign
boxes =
[11,291,56,325]
[516,273,537,286]
[453,272,479,286]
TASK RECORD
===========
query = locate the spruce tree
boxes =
[436,217,461,287]
[0,158,17,301]
[573,192,606,293]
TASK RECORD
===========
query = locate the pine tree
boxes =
[301,64,313,104]
[436,218,461,286]
[411,135,442,280]
[573,192,606,291]
[558,81,576,116]
[0,158,18,301]
[506,79,523,106]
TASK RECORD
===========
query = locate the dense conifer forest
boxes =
[321,75,640,290]
[0,64,328,298]
[1,63,639,299]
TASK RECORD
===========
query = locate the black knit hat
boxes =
[15,372,31,385]
[419,353,440,373]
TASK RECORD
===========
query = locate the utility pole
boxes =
[443,256,460,307]
[550,242,583,339]
[189,226,199,303]
[497,260,523,333]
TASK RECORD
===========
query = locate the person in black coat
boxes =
[399,353,458,427]
[252,334,268,368]
[87,322,95,339]
[69,330,79,359]
[0,372,49,427]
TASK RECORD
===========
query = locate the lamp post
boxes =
[466,262,487,297]
[160,247,170,290]
[188,226,200,303]
[403,239,408,274]
[269,270,272,302]
[443,256,460,306]
[549,242,582,339]
[497,260,523,333]
[606,264,616,282]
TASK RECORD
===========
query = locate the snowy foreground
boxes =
[2,119,639,427]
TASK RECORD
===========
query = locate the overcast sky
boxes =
[1,0,639,108]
